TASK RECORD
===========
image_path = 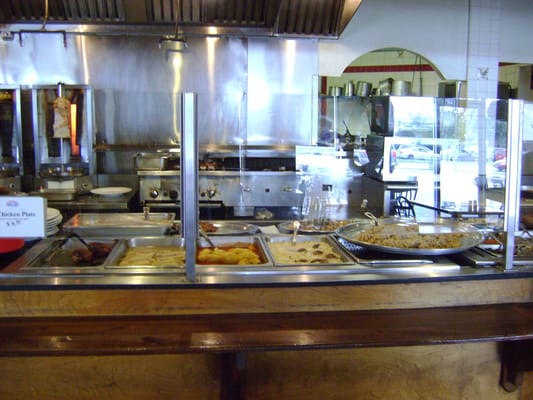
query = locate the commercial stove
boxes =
[137,149,306,220]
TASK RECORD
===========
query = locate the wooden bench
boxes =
[0,302,532,399]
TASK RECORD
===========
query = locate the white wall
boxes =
[318,0,469,79]
[499,0,533,63]
[319,0,533,81]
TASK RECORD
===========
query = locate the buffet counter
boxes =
[1,220,532,399]
[2,216,533,287]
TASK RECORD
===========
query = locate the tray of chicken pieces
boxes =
[20,237,117,273]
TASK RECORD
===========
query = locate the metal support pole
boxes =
[502,99,523,270]
[180,92,198,281]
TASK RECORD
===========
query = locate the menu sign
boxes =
[0,196,46,238]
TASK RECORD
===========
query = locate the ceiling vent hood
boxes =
[0,0,363,39]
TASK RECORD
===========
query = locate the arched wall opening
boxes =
[321,48,532,100]
[320,48,448,97]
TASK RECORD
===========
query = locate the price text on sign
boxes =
[0,196,46,238]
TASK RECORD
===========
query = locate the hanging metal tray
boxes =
[335,219,485,256]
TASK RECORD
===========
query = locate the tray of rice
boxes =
[335,219,485,255]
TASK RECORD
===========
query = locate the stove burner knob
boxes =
[169,190,178,199]
[149,188,159,199]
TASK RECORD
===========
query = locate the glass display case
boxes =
[316,94,533,271]
[3,95,533,282]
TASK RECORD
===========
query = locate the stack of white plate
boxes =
[46,208,62,236]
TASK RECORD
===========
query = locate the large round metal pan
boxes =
[335,219,485,255]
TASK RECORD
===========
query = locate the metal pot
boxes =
[328,86,343,96]
[392,80,411,96]
[344,81,354,96]
[378,78,393,95]
[355,81,372,97]
[134,152,169,170]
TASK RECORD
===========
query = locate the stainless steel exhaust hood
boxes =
[0,0,363,39]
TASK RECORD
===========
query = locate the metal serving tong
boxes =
[56,231,91,249]
[364,211,379,226]
[291,220,301,243]
[360,199,379,226]
[199,229,217,249]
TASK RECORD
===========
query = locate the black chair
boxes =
[393,193,416,218]
[392,189,417,218]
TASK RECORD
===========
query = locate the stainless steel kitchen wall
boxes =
[247,39,316,145]
[0,31,317,173]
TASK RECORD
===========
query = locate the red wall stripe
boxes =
[342,62,516,74]
[343,64,435,73]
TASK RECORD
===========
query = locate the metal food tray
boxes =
[62,212,175,236]
[20,237,118,273]
[195,221,260,235]
[336,219,485,256]
[105,236,186,270]
[263,234,355,266]
[278,218,371,234]
[196,235,272,267]
[105,235,273,269]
